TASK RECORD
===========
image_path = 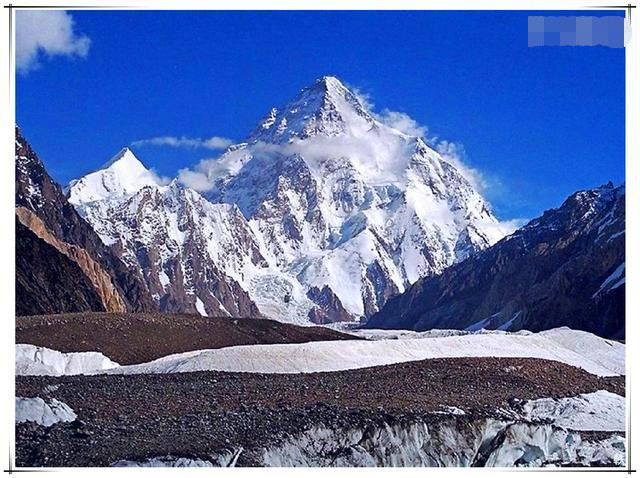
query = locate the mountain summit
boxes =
[67,148,158,205]
[201,76,511,321]
[68,76,512,323]
[248,76,376,143]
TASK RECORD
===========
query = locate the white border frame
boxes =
[1,2,637,476]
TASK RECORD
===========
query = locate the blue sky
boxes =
[16,10,625,221]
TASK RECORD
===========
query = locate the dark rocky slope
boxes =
[368,183,625,339]
[16,219,105,315]
[15,312,358,364]
[15,128,156,314]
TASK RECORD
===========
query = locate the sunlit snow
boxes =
[101,327,623,377]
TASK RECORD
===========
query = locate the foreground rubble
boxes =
[15,356,625,467]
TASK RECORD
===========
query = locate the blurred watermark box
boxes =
[528,16,631,48]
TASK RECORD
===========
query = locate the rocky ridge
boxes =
[15,128,156,315]
[368,183,625,339]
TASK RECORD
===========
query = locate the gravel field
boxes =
[16,356,624,467]
[16,312,358,364]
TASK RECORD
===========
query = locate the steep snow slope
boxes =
[67,148,159,206]
[103,328,623,377]
[67,152,262,318]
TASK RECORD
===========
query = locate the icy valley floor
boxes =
[16,356,625,467]
[14,316,626,468]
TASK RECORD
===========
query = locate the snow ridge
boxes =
[67,147,159,206]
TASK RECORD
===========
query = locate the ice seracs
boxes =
[15,397,77,426]
[16,343,119,376]
[523,390,625,432]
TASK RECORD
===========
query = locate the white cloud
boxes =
[177,146,251,191]
[379,109,428,138]
[349,85,428,139]
[149,169,172,186]
[177,167,215,191]
[202,137,234,149]
[16,10,90,73]
[349,85,375,111]
[500,218,529,232]
[132,135,233,150]
[478,216,529,246]
[435,140,489,192]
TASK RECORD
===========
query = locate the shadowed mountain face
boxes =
[15,127,156,315]
[16,218,105,316]
[368,183,625,339]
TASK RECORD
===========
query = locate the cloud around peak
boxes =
[379,110,428,138]
[131,135,233,150]
[16,10,90,74]
[175,78,525,227]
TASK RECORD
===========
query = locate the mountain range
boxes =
[15,76,625,337]
[368,183,625,339]
[63,76,509,323]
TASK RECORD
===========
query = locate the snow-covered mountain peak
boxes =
[101,147,136,167]
[67,148,159,205]
[308,75,362,105]
[248,75,377,143]
[164,177,183,191]
[315,74,343,88]
[193,77,513,321]
[68,77,514,325]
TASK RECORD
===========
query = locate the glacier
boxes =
[101,327,623,377]
[15,397,77,427]
[16,343,120,376]
[110,412,625,467]
[16,328,623,378]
